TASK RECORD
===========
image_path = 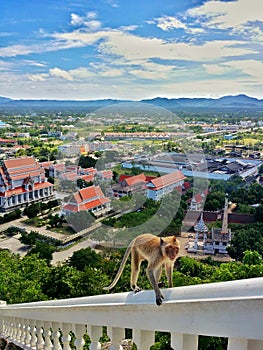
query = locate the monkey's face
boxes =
[165,243,179,260]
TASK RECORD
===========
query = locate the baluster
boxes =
[2,319,5,336]
[248,339,263,350]
[87,325,102,350]
[73,324,86,350]
[227,338,248,350]
[133,329,155,350]
[30,322,37,349]
[9,317,15,340]
[16,318,23,343]
[36,320,44,350]
[43,321,52,350]
[24,320,32,347]
[60,323,72,350]
[52,322,62,350]
[107,327,125,350]
[21,318,27,346]
[171,333,198,350]
[9,317,16,340]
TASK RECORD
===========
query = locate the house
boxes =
[0,157,54,211]
[146,170,185,201]
[96,170,113,181]
[189,189,209,211]
[111,174,156,198]
[62,185,111,217]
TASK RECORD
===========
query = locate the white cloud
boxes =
[98,31,253,62]
[70,13,83,26]
[29,74,48,81]
[23,60,46,67]
[106,0,119,8]
[202,63,227,75]
[225,59,263,80]
[187,0,263,31]
[49,67,74,80]
[69,67,94,78]
[154,16,187,31]
[70,12,101,32]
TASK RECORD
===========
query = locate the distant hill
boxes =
[0,96,12,104]
[141,94,263,109]
[0,94,262,111]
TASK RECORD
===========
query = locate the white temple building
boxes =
[187,194,231,255]
[0,157,54,211]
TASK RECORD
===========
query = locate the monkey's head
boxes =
[161,236,180,260]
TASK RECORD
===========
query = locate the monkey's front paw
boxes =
[133,286,142,294]
[156,293,164,306]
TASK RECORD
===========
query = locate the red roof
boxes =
[4,157,36,170]
[123,174,147,186]
[118,174,131,182]
[184,181,191,189]
[72,185,105,204]
[192,193,203,204]
[147,170,185,190]
[81,174,94,182]
[79,197,110,210]
[63,185,110,212]
[0,182,54,197]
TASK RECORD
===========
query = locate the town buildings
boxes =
[61,185,111,217]
[123,153,262,181]
[0,157,54,211]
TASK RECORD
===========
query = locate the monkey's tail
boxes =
[103,243,132,290]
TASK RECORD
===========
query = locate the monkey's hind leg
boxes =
[131,249,142,293]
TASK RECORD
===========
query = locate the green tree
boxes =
[24,203,40,219]
[27,242,56,265]
[243,250,263,265]
[69,247,103,271]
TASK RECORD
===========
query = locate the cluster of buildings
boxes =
[61,169,186,217]
[0,155,188,219]
[0,154,247,257]
[123,152,262,181]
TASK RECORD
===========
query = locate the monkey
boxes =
[103,233,180,306]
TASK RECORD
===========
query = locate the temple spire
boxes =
[221,193,229,234]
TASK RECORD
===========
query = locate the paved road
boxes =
[0,218,100,265]
[52,239,99,265]
[0,234,30,257]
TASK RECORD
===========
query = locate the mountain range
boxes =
[0,94,263,111]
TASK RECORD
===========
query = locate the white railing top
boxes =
[1,277,263,341]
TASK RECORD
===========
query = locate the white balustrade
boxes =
[1,278,263,350]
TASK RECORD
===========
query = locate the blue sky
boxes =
[0,0,263,100]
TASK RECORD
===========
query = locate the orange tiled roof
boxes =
[147,170,185,190]
[79,197,110,210]
[124,174,147,187]
[0,181,53,197]
[70,185,105,204]
[4,157,36,170]
[81,174,94,182]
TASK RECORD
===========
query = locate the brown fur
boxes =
[104,233,180,305]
